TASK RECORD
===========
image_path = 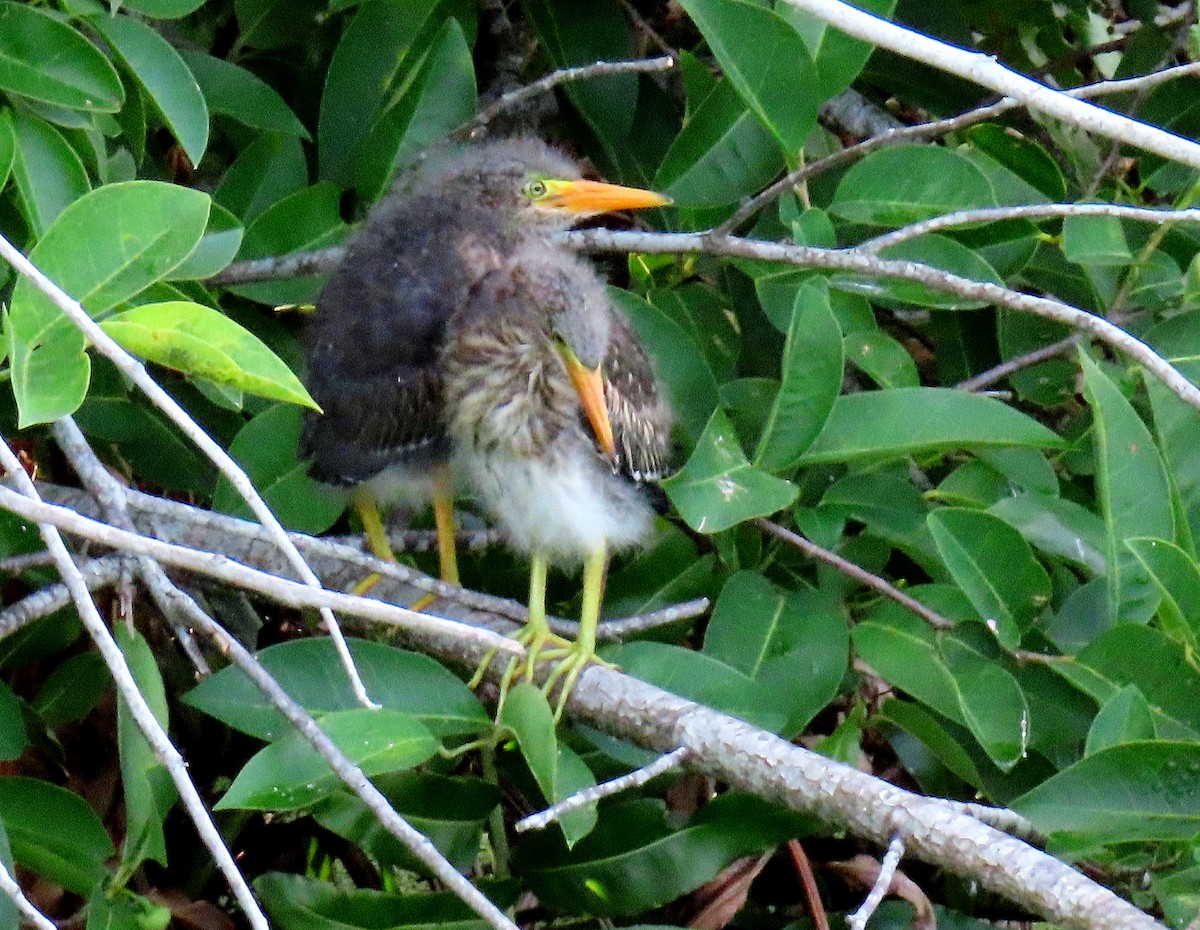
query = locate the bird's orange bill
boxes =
[560,349,616,459]
[541,178,671,215]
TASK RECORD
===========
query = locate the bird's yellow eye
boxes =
[524,179,549,200]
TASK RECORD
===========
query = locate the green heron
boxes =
[446,241,673,716]
[300,139,669,597]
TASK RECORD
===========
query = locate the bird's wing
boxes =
[300,196,502,485]
[602,309,673,483]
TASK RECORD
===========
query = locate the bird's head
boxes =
[423,139,671,233]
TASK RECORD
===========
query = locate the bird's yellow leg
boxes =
[546,545,613,721]
[411,467,460,612]
[350,487,394,596]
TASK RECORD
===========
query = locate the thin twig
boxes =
[956,335,1083,392]
[208,245,345,287]
[0,857,56,930]
[568,227,1200,416]
[515,747,692,832]
[847,834,906,930]
[756,519,955,629]
[860,203,1200,253]
[0,551,56,574]
[0,233,375,709]
[0,556,125,639]
[0,439,269,930]
[713,60,1200,236]
[595,597,711,639]
[787,840,830,930]
[455,56,675,140]
[0,486,524,657]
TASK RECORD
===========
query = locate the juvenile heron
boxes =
[300,139,669,596]
[446,241,672,715]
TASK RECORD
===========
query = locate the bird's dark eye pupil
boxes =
[527,180,547,198]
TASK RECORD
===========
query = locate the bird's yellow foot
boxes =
[543,642,616,722]
[467,620,570,697]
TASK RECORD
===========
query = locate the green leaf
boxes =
[662,409,798,533]
[100,301,317,409]
[521,794,812,917]
[611,288,720,446]
[30,651,110,730]
[779,0,896,99]
[1062,213,1133,267]
[93,14,209,166]
[218,709,439,811]
[185,639,491,741]
[1085,684,1155,755]
[9,181,210,426]
[354,18,476,202]
[0,108,13,193]
[703,572,848,736]
[256,871,503,930]
[797,388,1065,465]
[0,681,25,762]
[116,626,176,874]
[988,493,1106,574]
[166,201,244,280]
[313,772,499,873]
[499,685,597,846]
[927,508,1051,644]
[215,131,307,222]
[852,612,965,726]
[654,77,785,208]
[753,278,843,471]
[678,0,818,155]
[9,107,90,236]
[1013,742,1200,845]
[966,123,1066,201]
[0,4,123,111]
[1126,537,1200,649]
[179,50,309,138]
[940,634,1028,771]
[844,328,920,388]
[0,822,15,930]
[877,698,985,792]
[0,776,114,894]
[855,234,1004,310]
[1080,350,1174,624]
[213,404,348,533]
[121,0,208,17]
[831,145,996,226]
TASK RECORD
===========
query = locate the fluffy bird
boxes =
[300,139,669,596]
[445,240,672,714]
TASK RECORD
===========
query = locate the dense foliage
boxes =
[1,0,1199,927]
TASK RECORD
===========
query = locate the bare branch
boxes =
[0,439,269,930]
[207,245,344,286]
[566,227,1200,416]
[0,556,124,638]
[861,202,1200,252]
[0,232,375,708]
[0,857,56,930]
[956,335,1083,392]
[516,747,692,833]
[0,551,56,574]
[948,802,1042,842]
[848,835,906,930]
[777,0,1200,169]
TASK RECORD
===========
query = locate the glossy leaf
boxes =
[166,201,244,280]
[928,508,1051,644]
[0,777,114,894]
[797,388,1065,465]
[521,794,812,917]
[0,682,24,762]
[966,123,1066,201]
[851,612,965,726]
[9,181,210,426]
[844,328,920,388]
[662,409,798,533]
[185,639,491,740]
[354,18,476,201]
[213,404,348,533]
[93,14,209,166]
[30,651,110,730]
[9,107,90,236]
[1062,213,1133,267]
[678,0,818,155]
[857,234,1004,310]
[1085,685,1155,755]
[121,0,208,17]
[703,572,848,736]
[753,278,843,472]
[940,635,1029,771]
[499,685,597,845]
[218,709,439,811]
[1080,351,1173,625]
[215,131,307,222]
[1013,742,1200,844]
[989,493,1106,574]
[1126,537,1200,649]
[0,108,13,193]
[0,4,123,112]
[655,78,785,208]
[116,626,176,873]
[831,145,996,226]
[779,0,897,99]
[100,300,317,409]
[180,50,309,138]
